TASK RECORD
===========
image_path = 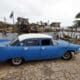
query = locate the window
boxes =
[25,39,39,46]
[41,39,53,46]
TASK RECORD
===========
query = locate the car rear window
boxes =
[41,39,53,46]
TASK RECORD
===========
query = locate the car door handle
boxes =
[24,47,29,50]
[42,47,46,50]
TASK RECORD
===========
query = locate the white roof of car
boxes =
[18,33,52,41]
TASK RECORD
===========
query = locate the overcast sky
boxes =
[0,0,80,27]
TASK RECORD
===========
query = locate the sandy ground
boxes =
[0,54,80,80]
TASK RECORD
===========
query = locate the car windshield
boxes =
[9,38,19,46]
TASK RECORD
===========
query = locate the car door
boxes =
[41,39,63,59]
[23,39,41,61]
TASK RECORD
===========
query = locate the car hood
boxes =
[56,40,70,46]
[0,39,11,47]
[57,40,80,46]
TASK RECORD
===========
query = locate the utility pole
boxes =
[10,11,14,33]
[2,17,7,37]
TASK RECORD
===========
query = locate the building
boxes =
[50,22,61,30]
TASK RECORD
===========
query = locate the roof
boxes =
[18,33,52,41]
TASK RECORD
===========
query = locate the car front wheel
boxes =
[62,51,73,60]
[10,57,23,66]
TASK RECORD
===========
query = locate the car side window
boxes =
[25,39,39,46]
[41,39,53,46]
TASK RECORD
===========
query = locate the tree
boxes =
[75,12,80,26]
[75,12,80,18]
[16,17,30,34]
[73,12,80,39]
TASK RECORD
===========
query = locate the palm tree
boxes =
[74,12,80,39]
[16,17,29,34]
[75,13,80,18]
[75,12,80,26]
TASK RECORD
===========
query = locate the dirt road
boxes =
[0,54,80,80]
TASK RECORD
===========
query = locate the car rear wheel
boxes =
[10,57,23,66]
[62,51,73,60]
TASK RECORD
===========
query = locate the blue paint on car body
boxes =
[0,34,80,62]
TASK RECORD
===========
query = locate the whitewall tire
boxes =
[11,57,23,66]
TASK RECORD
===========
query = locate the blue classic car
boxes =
[0,33,80,66]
